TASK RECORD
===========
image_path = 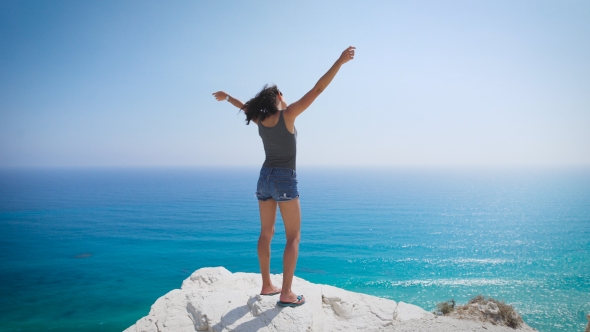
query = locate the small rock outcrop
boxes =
[449,295,524,329]
[585,313,590,332]
[125,267,537,332]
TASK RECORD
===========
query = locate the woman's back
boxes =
[258,111,297,171]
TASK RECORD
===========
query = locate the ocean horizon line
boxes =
[1,164,589,171]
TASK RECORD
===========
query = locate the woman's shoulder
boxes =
[282,107,296,120]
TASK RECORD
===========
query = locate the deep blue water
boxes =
[0,167,588,332]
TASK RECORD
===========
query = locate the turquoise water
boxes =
[0,168,588,331]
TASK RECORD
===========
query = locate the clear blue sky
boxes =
[1,0,588,168]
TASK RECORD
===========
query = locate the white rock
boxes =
[393,301,426,321]
[124,267,534,332]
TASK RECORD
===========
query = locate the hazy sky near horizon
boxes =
[1,0,589,168]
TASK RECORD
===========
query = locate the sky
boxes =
[0,0,589,168]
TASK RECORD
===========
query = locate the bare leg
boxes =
[258,199,281,294]
[278,197,304,304]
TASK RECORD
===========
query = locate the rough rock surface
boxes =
[449,296,526,329]
[125,267,537,332]
[585,313,590,332]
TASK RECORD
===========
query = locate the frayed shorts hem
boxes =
[256,194,300,202]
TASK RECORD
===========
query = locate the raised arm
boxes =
[285,46,355,119]
[212,91,245,109]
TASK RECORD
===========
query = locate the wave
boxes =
[381,278,538,287]
[347,257,514,265]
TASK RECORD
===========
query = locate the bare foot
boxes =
[260,284,282,295]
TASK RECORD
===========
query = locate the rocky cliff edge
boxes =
[124,267,537,332]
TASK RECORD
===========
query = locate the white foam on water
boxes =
[386,278,539,287]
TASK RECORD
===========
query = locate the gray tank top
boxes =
[258,111,297,170]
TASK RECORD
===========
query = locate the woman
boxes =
[212,46,355,307]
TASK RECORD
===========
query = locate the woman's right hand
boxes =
[337,46,356,65]
[212,91,228,101]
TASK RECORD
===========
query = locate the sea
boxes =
[0,167,588,332]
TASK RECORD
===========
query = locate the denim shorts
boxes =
[255,167,299,202]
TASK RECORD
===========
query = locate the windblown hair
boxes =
[241,84,280,125]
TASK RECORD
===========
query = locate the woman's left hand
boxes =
[212,91,228,101]
[337,46,356,65]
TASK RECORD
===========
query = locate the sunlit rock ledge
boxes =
[124,267,537,332]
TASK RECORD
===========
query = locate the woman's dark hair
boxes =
[241,84,280,125]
